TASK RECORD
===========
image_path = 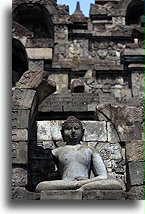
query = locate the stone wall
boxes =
[12,0,144,200]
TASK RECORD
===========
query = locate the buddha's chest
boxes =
[57,147,92,166]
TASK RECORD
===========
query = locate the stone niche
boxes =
[36,120,125,187]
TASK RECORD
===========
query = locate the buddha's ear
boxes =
[61,130,64,141]
[81,129,85,139]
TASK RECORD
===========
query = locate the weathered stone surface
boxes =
[126,186,144,200]
[12,187,40,200]
[37,120,110,142]
[37,121,52,141]
[107,122,120,143]
[95,104,111,121]
[40,190,82,200]
[16,70,45,89]
[111,105,143,123]
[112,17,125,25]
[115,121,143,141]
[12,89,36,110]
[37,141,56,149]
[125,141,143,162]
[37,79,56,104]
[96,143,122,161]
[12,110,30,129]
[12,168,27,187]
[29,60,44,71]
[48,73,68,93]
[54,25,68,43]
[26,38,54,48]
[12,129,28,141]
[26,48,53,59]
[83,190,125,200]
[12,142,28,164]
[127,162,144,186]
[83,121,107,142]
[131,71,144,97]
[50,121,63,141]
[71,79,85,93]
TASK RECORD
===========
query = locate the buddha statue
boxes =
[36,116,122,192]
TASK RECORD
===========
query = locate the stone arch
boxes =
[12,38,28,87]
[114,0,143,20]
[125,0,144,25]
[12,1,56,38]
[12,70,56,196]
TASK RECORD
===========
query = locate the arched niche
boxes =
[12,38,28,87]
[13,3,53,38]
[125,0,143,25]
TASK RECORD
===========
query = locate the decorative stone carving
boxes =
[112,17,126,25]
[54,25,68,43]
[68,40,88,58]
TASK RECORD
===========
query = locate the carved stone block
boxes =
[115,121,142,141]
[82,190,125,200]
[107,122,120,143]
[126,186,144,200]
[127,162,144,186]
[125,141,143,162]
[112,17,125,25]
[12,168,27,187]
[12,89,36,110]
[12,187,40,200]
[26,48,53,60]
[83,121,107,142]
[40,190,82,200]
[37,121,52,141]
[12,142,28,164]
[29,60,44,71]
[12,129,28,141]
[12,110,30,129]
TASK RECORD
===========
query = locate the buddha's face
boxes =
[62,122,84,145]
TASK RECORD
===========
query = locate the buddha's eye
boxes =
[74,126,79,130]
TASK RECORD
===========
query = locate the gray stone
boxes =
[12,142,28,164]
[29,60,44,71]
[107,122,120,143]
[37,141,56,150]
[83,121,107,142]
[95,104,111,121]
[40,190,82,200]
[126,186,144,200]
[111,105,143,123]
[125,141,143,162]
[127,162,143,186]
[115,121,143,141]
[96,143,122,160]
[50,121,63,141]
[12,168,27,187]
[131,72,144,97]
[26,48,53,59]
[12,129,28,141]
[83,190,125,200]
[12,89,36,110]
[12,110,30,129]
[12,187,40,200]
[37,121,51,141]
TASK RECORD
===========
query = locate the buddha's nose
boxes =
[72,128,75,133]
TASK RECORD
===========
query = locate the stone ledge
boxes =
[83,190,125,200]
[40,189,125,200]
[40,190,82,200]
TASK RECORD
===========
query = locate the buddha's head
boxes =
[61,116,84,145]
